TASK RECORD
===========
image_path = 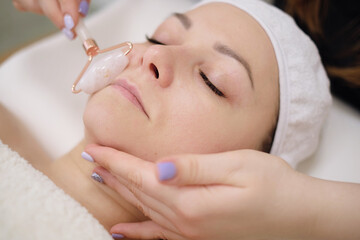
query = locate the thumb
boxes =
[156,150,244,186]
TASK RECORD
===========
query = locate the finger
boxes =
[13,0,42,13]
[59,0,82,28]
[86,145,212,227]
[13,1,26,11]
[85,145,181,202]
[94,166,179,232]
[111,221,186,240]
[38,0,64,29]
[157,150,247,186]
[85,145,149,171]
[85,145,156,193]
[94,166,163,217]
[93,166,142,211]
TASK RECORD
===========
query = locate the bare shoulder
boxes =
[0,103,51,171]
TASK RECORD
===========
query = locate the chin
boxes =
[83,102,149,157]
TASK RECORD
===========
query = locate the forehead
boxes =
[187,2,267,39]
[186,2,278,85]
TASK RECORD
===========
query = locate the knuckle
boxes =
[134,203,152,219]
[123,179,139,198]
[135,202,144,214]
[127,171,143,190]
[142,206,151,218]
[187,157,200,183]
[128,182,137,195]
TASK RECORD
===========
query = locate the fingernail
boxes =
[91,172,103,183]
[62,27,74,40]
[64,13,75,29]
[157,162,177,181]
[79,0,89,16]
[112,233,124,239]
[81,151,94,162]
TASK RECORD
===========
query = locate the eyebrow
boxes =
[172,13,254,88]
[173,13,192,29]
[214,43,254,89]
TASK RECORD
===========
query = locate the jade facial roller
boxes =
[72,19,133,94]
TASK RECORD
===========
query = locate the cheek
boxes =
[83,94,121,145]
[156,95,249,154]
[83,90,147,149]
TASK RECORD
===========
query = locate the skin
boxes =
[3,2,279,235]
[83,2,279,162]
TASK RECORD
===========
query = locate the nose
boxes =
[141,45,175,88]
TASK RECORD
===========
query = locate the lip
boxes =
[111,79,149,118]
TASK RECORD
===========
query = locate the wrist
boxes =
[294,173,324,240]
[307,179,360,240]
[290,175,360,240]
[274,170,320,240]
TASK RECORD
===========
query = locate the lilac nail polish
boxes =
[157,162,177,181]
[79,0,89,16]
[112,233,124,239]
[62,28,74,40]
[81,152,94,162]
[91,173,103,183]
[64,13,74,29]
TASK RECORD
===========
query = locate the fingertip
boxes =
[110,224,121,233]
[79,0,90,17]
[60,0,82,29]
[84,144,107,158]
[82,145,102,164]
[12,2,25,11]
[110,222,159,240]
[110,224,125,236]
[81,151,94,162]
[91,172,104,183]
[92,166,120,190]
[157,161,177,182]
[63,13,75,29]
[83,145,114,167]
[111,233,124,239]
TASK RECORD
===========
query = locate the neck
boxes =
[48,140,146,230]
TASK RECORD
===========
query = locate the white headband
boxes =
[193,0,332,168]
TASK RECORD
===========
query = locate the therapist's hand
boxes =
[85,146,316,240]
[12,0,90,39]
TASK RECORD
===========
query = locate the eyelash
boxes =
[199,70,224,97]
[145,35,225,97]
[146,35,165,45]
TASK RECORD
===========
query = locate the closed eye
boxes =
[199,70,225,97]
[146,35,165,45]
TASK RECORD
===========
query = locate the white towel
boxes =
[0,141,112,240]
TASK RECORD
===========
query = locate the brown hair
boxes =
[275,0,360,110]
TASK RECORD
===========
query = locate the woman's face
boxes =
[83,3,279,161]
